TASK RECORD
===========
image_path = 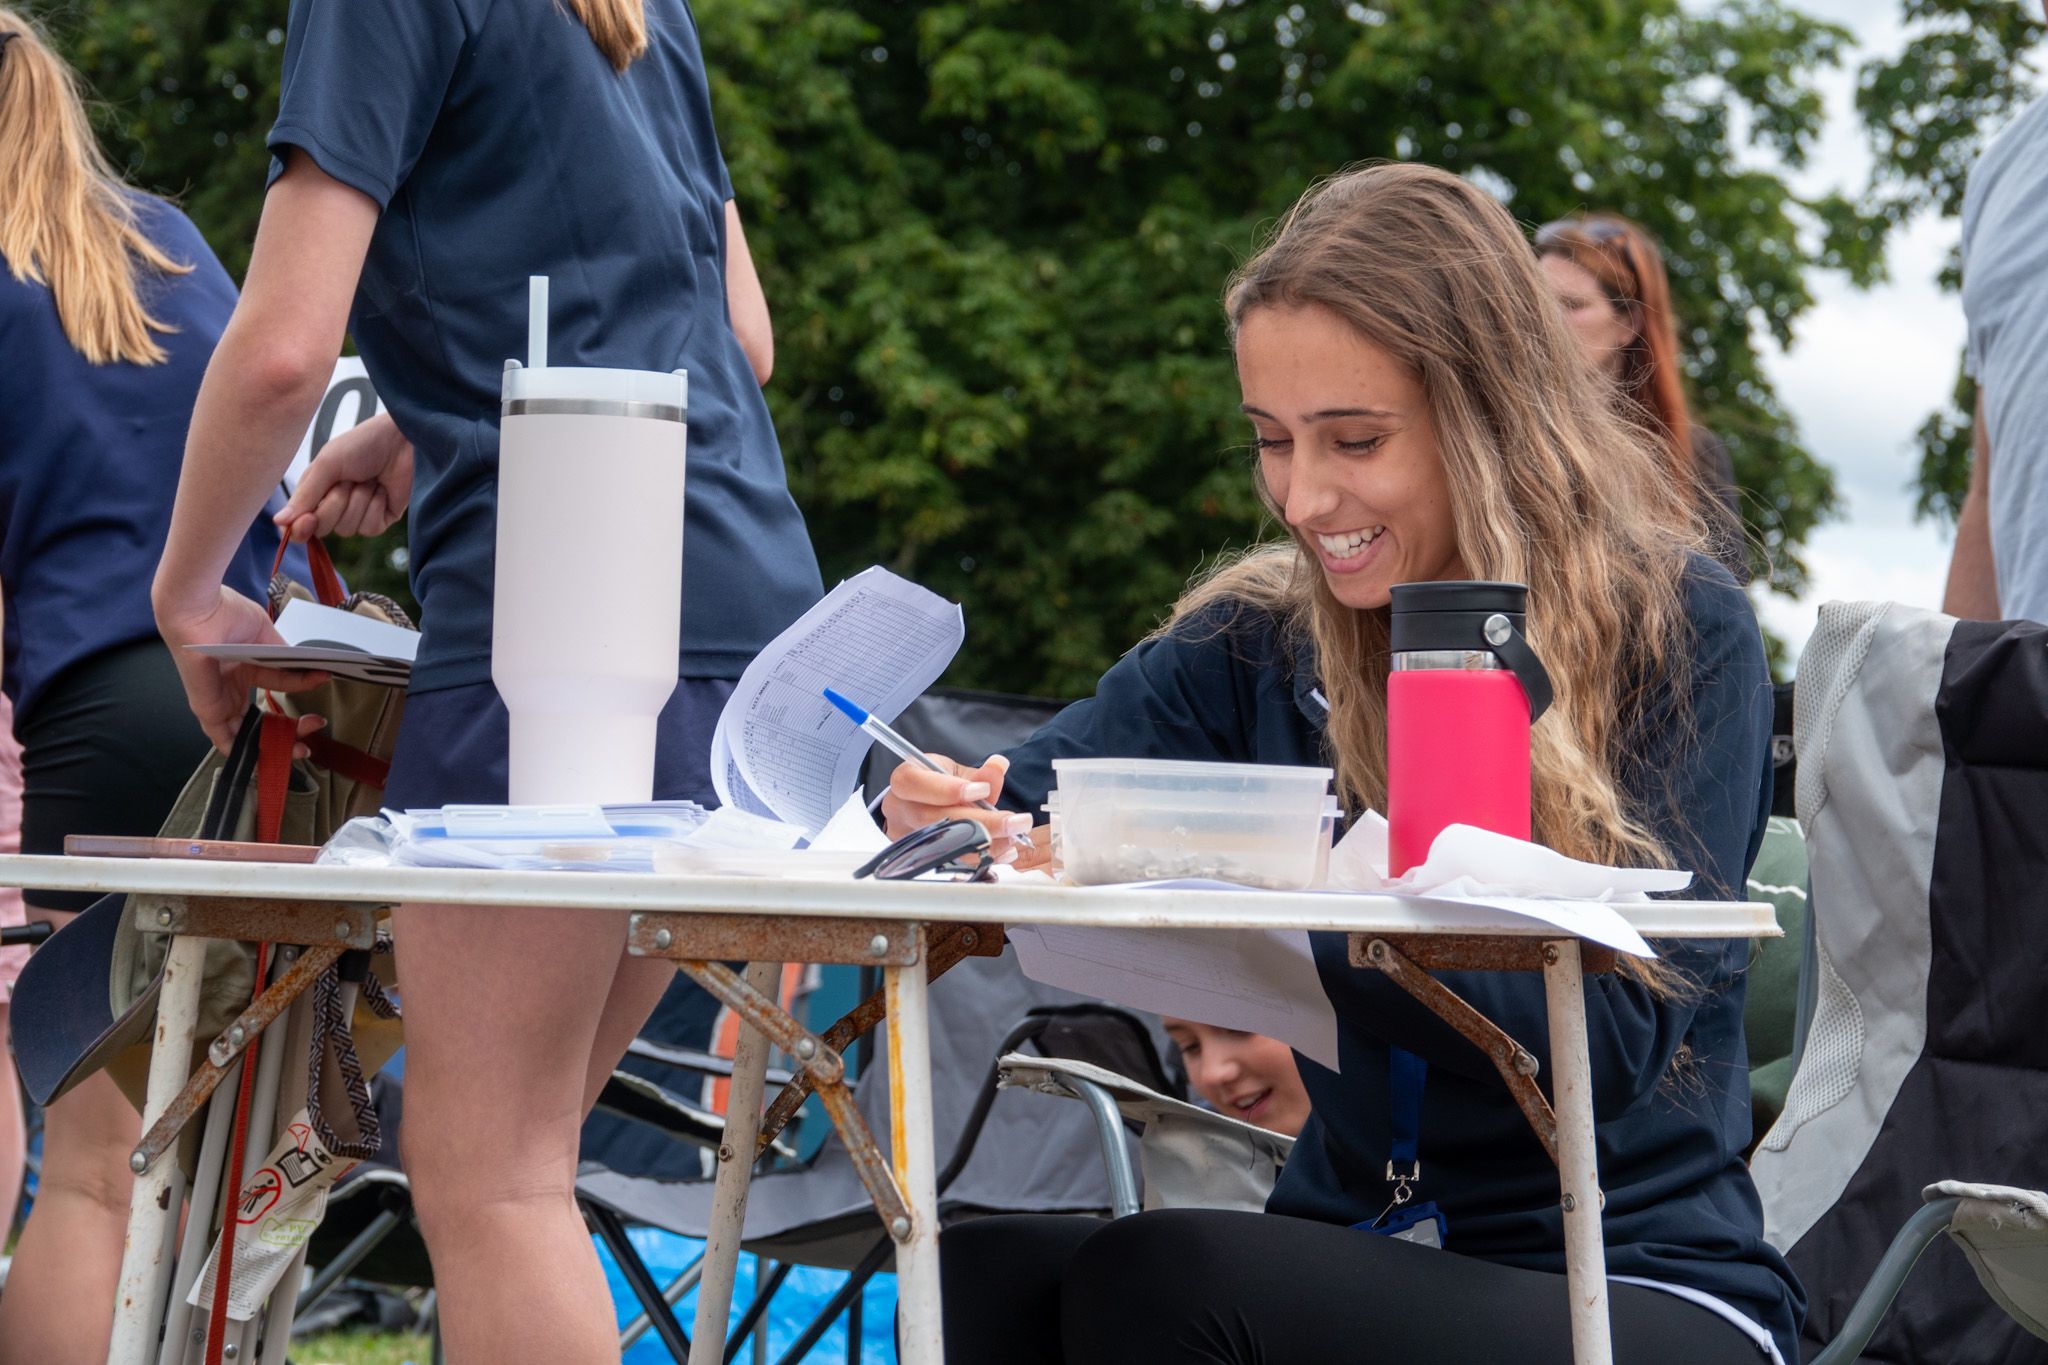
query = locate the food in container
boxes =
[1048,758,1335,889]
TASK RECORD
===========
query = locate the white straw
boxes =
[527,275,548,370]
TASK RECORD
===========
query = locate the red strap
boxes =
[255,712,295,845]
[204,943,270,1365]
[303,732,391,792]
[268,532,346,612]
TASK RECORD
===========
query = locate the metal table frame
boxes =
[0,854,1775,1365]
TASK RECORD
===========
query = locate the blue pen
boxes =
[823,687,1035,850]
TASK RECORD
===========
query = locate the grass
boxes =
[288,1330,433,1365]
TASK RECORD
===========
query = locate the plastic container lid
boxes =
[1050,757,1332,788]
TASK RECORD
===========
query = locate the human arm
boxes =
[725,200,772,386]
[882,605,1268,858]
[151,153,380,751]
[1943,391,2000,620]
[275,408,413,543]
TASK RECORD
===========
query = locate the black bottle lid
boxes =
[1388,580,1529,652]
[1387,580,1552,722]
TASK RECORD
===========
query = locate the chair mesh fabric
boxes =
[1759,937,1862,1153]
[1791,600,1887,831]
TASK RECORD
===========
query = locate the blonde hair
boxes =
[564,0,649,70]
[1185,163,1709,877]
[0,9,193,366]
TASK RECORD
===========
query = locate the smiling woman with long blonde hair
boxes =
[0,10,306,1362]
[885,163,1796,1365]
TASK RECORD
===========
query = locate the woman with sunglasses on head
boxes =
[0,13,318,1360]
[1535,213,1748,580]
[884,162,1794,1364]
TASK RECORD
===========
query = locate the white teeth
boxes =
[1315,527,1382,557]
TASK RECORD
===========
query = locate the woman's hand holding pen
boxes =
[882,752,1047,867]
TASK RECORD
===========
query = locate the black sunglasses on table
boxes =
[855,818,997,883]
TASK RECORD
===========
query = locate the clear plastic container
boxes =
[1048,791,1342,886]
[1048,758,1334,889]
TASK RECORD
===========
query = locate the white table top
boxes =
[0,854,1778,941]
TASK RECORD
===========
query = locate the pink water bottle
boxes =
[1386,581,1554,877]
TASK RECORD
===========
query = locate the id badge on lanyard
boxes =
[1351,1046,1448,1249]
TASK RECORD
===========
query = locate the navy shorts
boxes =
[382,677,736,810]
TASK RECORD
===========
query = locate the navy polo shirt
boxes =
[999,558,1803,1364]
[267,0,822,692]
[0,197,291,721]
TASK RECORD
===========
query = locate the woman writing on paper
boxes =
[152,0,821,1357]
[884,163,1797,1363]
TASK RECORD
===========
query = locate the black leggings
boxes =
[940,1210,1772,1364]
[17,639,212,910]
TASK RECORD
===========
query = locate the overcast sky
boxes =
[1748,4,2035,659]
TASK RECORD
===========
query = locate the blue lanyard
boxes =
[1354,1045,1445,1247]
[1387,1045,1426,1177]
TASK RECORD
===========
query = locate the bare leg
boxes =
[0,910,139,1365]
[581,953,677,1116]
[396,901,669,1364]
[0,1006,22,1242]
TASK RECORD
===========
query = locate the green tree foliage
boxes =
[706,0,1855,693]
[35,0,1898,695]
[1850,0,2043,523]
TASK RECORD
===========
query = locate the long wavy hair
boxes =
[0,7,191,365]
[563,0,648,69]
[1534,213,1698,496]
[1181,163,1708,876]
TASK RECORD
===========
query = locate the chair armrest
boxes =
[1810,1197,1960,1364]
[594,1071,797,1162]
[624,1036,795,1089]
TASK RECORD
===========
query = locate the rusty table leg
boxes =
[753,921,997,1158]
[887,927,943,1363]
[1356,936,1559,1164]
[687,961,780,1365]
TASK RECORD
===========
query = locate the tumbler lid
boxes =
[1388,580,1552,722]
[499,274,687,421]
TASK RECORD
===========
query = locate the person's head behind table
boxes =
[1195,161,1707,886]
[1163,1018,1312,1139]
[1533,214,1700,496]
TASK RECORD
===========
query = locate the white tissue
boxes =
[1320,813,1691,958]
[1327,812,1691,901]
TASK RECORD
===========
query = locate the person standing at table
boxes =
[1943,28,2048,623]
[888,163,1797,1364]
[152,1,823,1357]
[1535,213,1749,581]
[0,12,314,1361]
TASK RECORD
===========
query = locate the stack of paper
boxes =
[711,567,963,836]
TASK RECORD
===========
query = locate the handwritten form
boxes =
[712,567,963,836]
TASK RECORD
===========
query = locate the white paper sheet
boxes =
[1008,923,1341,1071]
[712,567,963,836]
[185,598,420,687]
[1315,812,1682,956]
[807,791,891,854]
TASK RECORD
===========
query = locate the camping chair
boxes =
[573,945,1174,1364]
[995,1053,1294,1218]
[1750,599,2048,1362]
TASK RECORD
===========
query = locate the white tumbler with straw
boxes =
[493,276,688,804]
